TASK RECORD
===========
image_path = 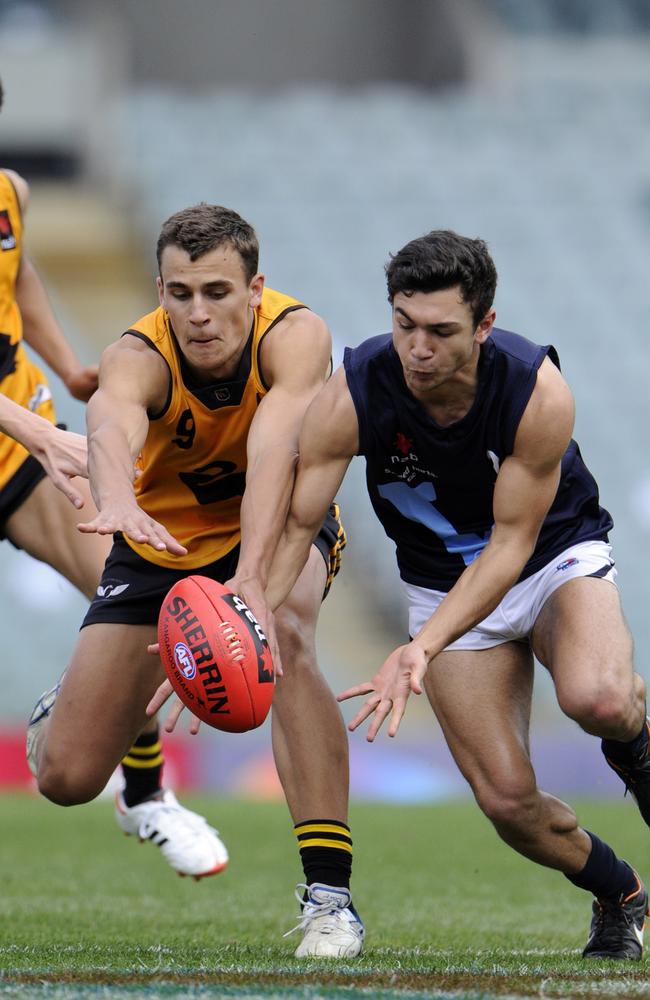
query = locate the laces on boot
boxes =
[283,882,351,938]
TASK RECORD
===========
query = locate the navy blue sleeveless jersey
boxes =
[343,328,612,591]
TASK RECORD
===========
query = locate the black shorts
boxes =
[82,502,346,628]
[0,423,67,543]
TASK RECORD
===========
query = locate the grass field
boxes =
[1,793,650,999]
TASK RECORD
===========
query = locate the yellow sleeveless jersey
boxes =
[125,287,307,569]
[0,171,56,491]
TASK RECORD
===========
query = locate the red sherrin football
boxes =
[158,576,274,732]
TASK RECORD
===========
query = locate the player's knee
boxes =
[559,679,634,733]
[275,609,316,676]
[474,777,538,833]
[37,755,105,806]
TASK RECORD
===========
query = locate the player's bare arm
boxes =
[265,365,359,611]
[6,168,98,404]
[229,310,331,583]
[2,167,28,212]
[0,393,88,506]
[16,255,98,402]
[339,357,576,741]
[79,336,187,555]
[226,309,332,626]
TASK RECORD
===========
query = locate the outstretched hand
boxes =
[77,501,188,556]
[337,642,429,741]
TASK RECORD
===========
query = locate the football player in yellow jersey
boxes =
[0,78,222,879]
[29,203,363,958]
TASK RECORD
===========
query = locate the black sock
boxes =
[120,728,164,808]
[294,819,353,890]
[602,718,648,765]
[565,831,638,901]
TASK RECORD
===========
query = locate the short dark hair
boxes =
[385,230,497,325]
[156,203,259,282]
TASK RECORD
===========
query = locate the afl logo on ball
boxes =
[174,642,197,680]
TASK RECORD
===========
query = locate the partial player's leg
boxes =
[34,621,163,803]
[8,473,186,844]
[4,471,109,599]
[273,547,348,825]
[31,619,227,879]
[425,641,594,868]
[532,577,649,823]
[26,527,229,879]
[272,545,363,958]
[425,641,646,960]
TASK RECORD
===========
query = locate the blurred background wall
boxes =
[1,0,649,802]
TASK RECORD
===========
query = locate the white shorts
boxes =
[405,540,617,651]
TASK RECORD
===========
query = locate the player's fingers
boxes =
[78,516,118,535]
[147,642,161,656]
[124,523,167,551]
[264,619,282,679]
[188,715,201,736]
[270,641,283,678]
[162,698,185,733]
[347,694,382,732]
[165,539,189,556]
[410,664,427,695]
[153,525,188,556]
[366,699,393,742]
[337,682,376,703]
[146,679,173,716]
[76,519,101,534]
[55,476,85,509]
[387,697,408,738]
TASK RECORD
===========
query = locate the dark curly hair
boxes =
[386,230,497,325]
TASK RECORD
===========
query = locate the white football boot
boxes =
[26,679,62,777]
[287,882,365,958]
[115,789,229,880]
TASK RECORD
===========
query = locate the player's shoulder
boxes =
[271,303,329,342]
[259,292,331,382]
[0,168,29,212]
[124,306,167,342]
[97,333,170,411]
[260,287,327,338]
[344,333,393,367]
[534,353,573,405]
[103,320,168,371]
[490,326,550,363]
[516,354,574,457]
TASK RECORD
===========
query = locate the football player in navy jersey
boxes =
[266,229,650,960]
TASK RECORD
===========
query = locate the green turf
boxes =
[1,793,650,999]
